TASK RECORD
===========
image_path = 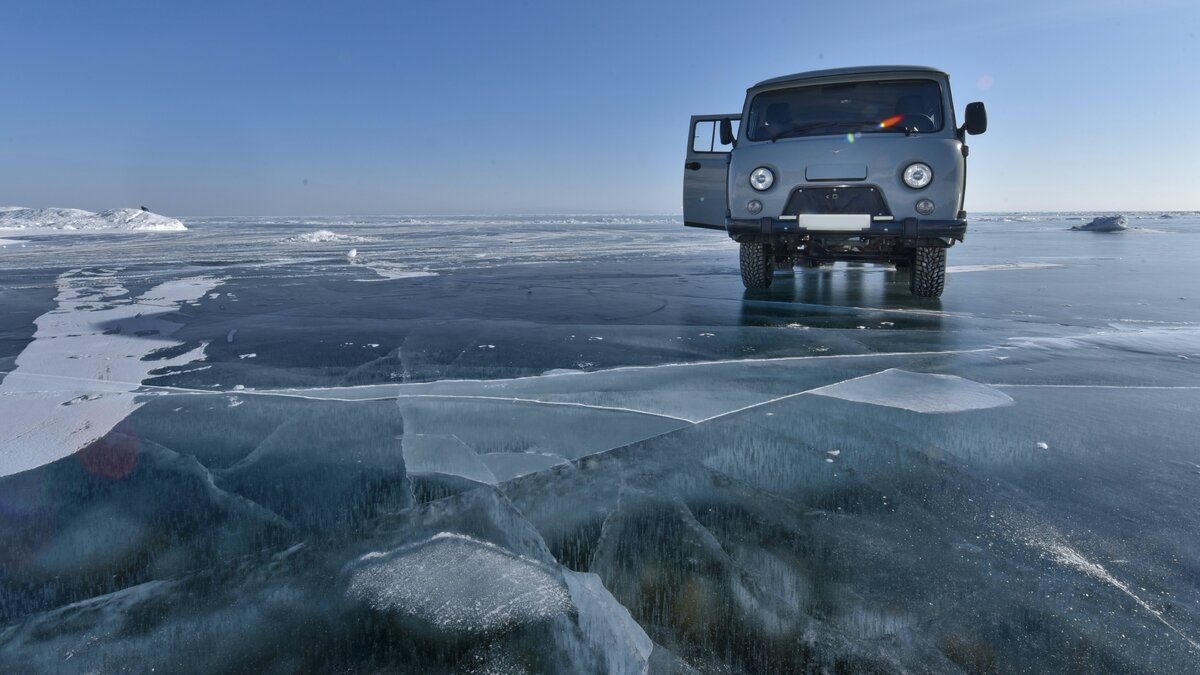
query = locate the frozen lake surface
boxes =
[1,213,1199,672]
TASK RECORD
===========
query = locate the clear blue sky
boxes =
[2,0,1196,215]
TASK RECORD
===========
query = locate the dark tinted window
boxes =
[746,79,944,141]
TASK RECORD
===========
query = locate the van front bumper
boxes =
[726,216,967,243]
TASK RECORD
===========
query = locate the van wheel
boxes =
[909,247,946,298]
[739,242,774,289]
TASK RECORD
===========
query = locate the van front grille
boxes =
[783,186,891,217]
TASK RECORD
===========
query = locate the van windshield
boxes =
[746,79,945,141]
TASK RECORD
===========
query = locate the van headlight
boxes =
[749,167,775,191]
[903,163,933,189]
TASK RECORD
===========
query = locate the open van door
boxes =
[683,114,739,230]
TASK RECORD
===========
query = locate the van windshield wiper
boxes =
[766,120,911,141]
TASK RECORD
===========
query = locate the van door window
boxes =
[691,119,740,153]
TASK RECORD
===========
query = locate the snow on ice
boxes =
[0,270,220,476]
[0,207,187,232]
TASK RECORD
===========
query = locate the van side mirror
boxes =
[719,118,736,146]
[962,102,987,136]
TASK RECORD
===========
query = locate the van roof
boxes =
[752,65,947,89]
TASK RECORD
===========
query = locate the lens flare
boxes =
[77,432,140,480]
[880,114,904,128]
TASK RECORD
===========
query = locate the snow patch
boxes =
[540,368,587,376]
[288,230,364,243]
[357,261,439,281]
[344,532,572,636]
[1071,214,1128,232]
[0,270,222,476]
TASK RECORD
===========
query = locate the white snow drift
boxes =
[289,230,364,243]
[0,207,187,232]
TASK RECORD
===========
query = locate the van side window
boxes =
[691,120,739,153]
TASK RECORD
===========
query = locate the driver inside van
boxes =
[759,102,792,139]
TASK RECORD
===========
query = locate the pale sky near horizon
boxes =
[2,0,1197,216]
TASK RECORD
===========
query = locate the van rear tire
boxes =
[740,242,774,289]
[909,247,946,298]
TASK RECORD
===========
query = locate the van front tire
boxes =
[909,247,946,298]
[740,242,774,289]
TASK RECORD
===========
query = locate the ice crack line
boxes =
[692,370,886,424]
[217,346,1006,394]
[990,384,1200,390]
[1041,538,1200,654]
[1,372,699,423]
[0,346,999,398]
[1,344,1008,435]
[263,392,699,425]
[514,371,896,472]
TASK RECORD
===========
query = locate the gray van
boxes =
[684,65,987,297]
